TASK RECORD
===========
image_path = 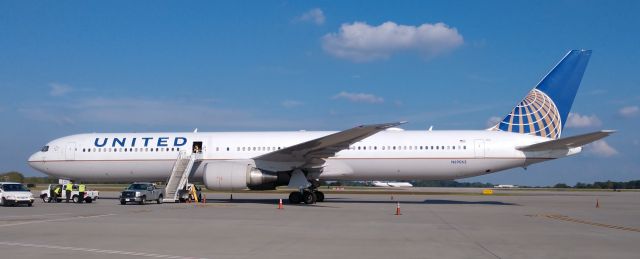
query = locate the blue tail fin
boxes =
[491,50,592,139]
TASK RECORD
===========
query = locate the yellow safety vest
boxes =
[54,187,61,195]
[78,185,86,192]
[65,183,73,191]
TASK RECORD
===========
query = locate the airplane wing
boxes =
[516,130,615,152]
[253,122,405,171]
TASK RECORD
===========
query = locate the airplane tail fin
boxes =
[490,50,592,139]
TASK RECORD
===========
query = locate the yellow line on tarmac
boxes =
[532,214,640,233]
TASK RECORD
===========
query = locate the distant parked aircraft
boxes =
[372,181,414,187]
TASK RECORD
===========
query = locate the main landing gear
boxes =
[288,189,325,204]
[287,169,325,205]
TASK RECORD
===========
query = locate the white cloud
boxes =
[332,91,384,104]
[618,105,639,118]
[49,83,73,97]
[322,21,463,62]
[565,112,602,128]
[19,107,75,126]
[486,116,502,128]
[585,140,618,157]
[281,100,303,108]
[297,8,325,25]
[19,97,325,130]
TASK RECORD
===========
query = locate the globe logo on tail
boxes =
[491,89,562,139]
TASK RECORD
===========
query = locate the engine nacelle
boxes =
[203,162,289,191]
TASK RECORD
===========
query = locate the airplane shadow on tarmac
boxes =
[98,195,518,206]
[196,198,519,206]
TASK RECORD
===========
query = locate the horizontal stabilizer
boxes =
[516,130,615,152]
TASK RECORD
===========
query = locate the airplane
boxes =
[493,184,518,188]
[371,181,414,187]
[28,50,613,204]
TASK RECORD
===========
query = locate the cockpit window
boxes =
[41,146,49,152]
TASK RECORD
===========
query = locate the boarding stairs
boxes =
[163,151,202,202]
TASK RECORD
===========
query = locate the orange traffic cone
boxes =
[278,198,284,210]
[596,199,600,208]
[202,194,206,204]
[395,202,401,215]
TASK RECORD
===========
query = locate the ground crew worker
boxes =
[65,181,73,203]
[78,184,86,203]
[52,185,62,203]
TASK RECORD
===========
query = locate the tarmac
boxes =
[1,188,639,259]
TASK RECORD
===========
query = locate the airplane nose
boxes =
[28,152,42,170]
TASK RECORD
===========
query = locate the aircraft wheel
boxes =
[314,191,325,202]
[302,191,317,204]
[288,192,303,204]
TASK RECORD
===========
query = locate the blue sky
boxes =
[1,1,638,186]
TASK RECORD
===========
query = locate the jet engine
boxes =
[203,162,289,191]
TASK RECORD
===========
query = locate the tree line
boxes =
[553,180,640,189]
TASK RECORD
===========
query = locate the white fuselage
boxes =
[28,130,579,182]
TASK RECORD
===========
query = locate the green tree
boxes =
[553,183,569,188]
[0,171,24,182]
